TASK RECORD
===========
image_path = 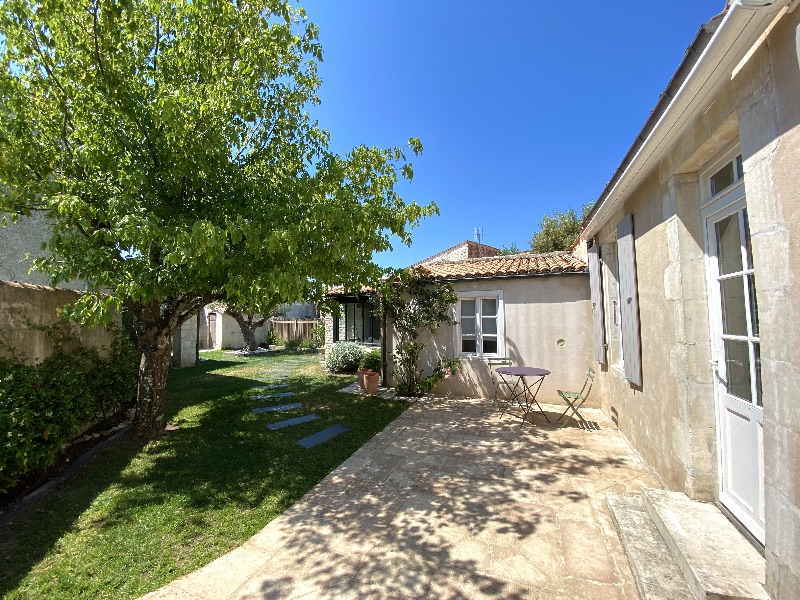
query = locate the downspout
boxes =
[381,311,388,387]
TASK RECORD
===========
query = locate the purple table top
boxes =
[496,366,551,377]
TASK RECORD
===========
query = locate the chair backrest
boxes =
[578,367,595,399]
[487,358,513,384]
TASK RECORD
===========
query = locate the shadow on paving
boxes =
[210,400,638,598]
[0,355,387,597]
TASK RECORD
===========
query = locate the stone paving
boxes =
[140,397,660,600]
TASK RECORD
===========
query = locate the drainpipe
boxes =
[381,311,388,386]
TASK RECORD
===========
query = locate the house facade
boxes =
[579,2,799,597]
[324,250,594,405]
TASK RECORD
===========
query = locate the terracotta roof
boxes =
[0,279,83,294]
[412,240,501,266]
[418,251,587,280]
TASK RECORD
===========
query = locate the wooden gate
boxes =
[269,319,319,343]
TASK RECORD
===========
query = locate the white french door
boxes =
[705,189,765,544]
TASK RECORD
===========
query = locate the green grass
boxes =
[0,351,408,599]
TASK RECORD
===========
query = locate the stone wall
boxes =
[0,280,117,365]
[585,9,800,598]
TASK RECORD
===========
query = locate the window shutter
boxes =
[617,214,642,386]
[588,243,606,364]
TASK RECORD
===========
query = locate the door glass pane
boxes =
[735,155,744,181]
[461,317,475,336]
[483,338,498,354]
[720,277,747,336]
[754,343,762,407]
[724,339,752,402]
[711,162,735,195]
[482,317,497,335]
[481,298,497,317]
[461,338,476,353]
[743,209,753,271]
[461,299,475,317]
[747,275,759,337]
[715,214,743,275]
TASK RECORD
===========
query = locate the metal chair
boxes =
[487,357,514,410]
[557,368,595,428]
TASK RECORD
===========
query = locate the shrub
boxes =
[284,338,300,351]
[324,342,365,373]
[299,338,317,350]
[359,349,382,372]
[0,327,138,493]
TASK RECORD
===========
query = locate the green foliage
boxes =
[379,270,458,397]
[0,328,138,493]
[324,342,365,374]
[265,329,280,347]
[312,320,326,347]
[529,203,594,253]
[359,349,382,372]
[499,242,521,255]
[298,338,317,350]
[0,0,438,436]
[283,338,300,351]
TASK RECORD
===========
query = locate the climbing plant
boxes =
[379,270,458,397]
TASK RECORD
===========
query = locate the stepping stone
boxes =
[267,414,321,430]
[252,403,302,414]
[253,384,289,390]
[297,424,349,448]
[251,391,295,400]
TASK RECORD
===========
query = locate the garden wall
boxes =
[0,280,117,365]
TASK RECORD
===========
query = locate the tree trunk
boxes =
[230,311,266,352]
[133,329,173,438]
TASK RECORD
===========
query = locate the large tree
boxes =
[528,203,593,253]
[0,0,436,437]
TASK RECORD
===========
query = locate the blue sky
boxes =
[302,1,726,269]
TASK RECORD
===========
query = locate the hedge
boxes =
[0,329,138,493]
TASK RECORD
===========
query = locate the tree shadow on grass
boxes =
[0,355,383,598]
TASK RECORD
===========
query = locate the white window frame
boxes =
[454,290,505,358]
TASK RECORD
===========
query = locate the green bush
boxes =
[299,338,317,350]
[0,328,138,493]
[359,349,382,372]
[284,338,300,350]
[324,342,365,373]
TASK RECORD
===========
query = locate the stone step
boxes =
[641,488,768,600]
[606,493,693,600]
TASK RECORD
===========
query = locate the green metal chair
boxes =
[557,367,595,428]
[487,357,514,410]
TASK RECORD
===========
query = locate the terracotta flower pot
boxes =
[358,368,372,389]
[364,371,380,395]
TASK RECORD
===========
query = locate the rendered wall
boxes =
[0,212,87,291]
[386,275,594,406]
[0,280,117,365]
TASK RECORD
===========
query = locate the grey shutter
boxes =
[617,214,642,386]
[588,243,606,364]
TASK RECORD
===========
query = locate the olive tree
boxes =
[0,0,435,437]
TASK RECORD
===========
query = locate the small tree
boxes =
[529,203,594,253]
[499,242,521,255]
[379,270,457,397]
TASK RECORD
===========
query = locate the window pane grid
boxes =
[458,296,500,356]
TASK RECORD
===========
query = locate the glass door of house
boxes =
[706,198,765,544]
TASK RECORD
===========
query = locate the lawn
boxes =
[0,351,408,599]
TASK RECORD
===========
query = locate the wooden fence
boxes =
[269,319,320,343]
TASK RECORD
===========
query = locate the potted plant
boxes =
[364,370,381,395]
[358,349,382,389]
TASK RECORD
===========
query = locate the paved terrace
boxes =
[142,398,660,599]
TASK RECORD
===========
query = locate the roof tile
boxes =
[418,251,586,280]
